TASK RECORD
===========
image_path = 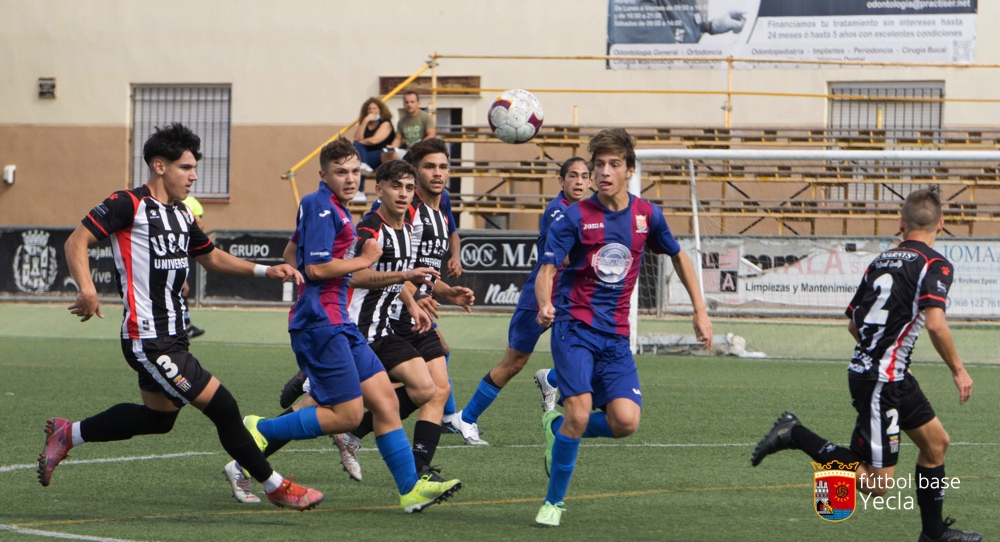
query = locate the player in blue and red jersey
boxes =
[532,128,713,527]
[448,157,592,446]
[751,186,980,542]
[239,138,461,513]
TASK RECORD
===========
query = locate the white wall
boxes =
[4,0,1000,128]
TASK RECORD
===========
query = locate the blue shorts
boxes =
[550,320,641,409]
[289,324,385,406]
[507,308,548,354]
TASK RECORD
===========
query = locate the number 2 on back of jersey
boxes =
[864,274,893,326]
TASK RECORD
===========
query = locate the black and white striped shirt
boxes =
[349,212,416,342]
[846,240,953,382]
[393,193,450,324]
[82,185,214,339]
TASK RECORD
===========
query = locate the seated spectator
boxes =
[352,98,395,201]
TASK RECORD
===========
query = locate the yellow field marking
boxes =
[13,473,999,530]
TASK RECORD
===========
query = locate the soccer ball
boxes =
[488,89,544,144]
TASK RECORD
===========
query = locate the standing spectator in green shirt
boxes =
[392,91,436,150]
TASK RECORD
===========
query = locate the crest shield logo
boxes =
[635,214,648,234]
[812,460,858,522]
[14,230,59,294]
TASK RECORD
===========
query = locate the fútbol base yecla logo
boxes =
[812,460,859,522]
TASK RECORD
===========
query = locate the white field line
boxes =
[5,442,996,474]
[1,451,215,473]
[0,524,143,542]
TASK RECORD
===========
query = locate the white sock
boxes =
[263,471,284,493]
[71,422,85,447]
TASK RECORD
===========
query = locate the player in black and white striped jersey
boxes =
[335,140,475,480]
[349,173,429,344]
[751,186,980,542]
[270,159,469,483]
[389,139,476,470]
[40,123,323,511]
[328,160,442,481]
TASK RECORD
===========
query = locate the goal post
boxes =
[629,148,1000,362]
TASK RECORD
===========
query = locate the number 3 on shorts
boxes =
[156,355,179,378]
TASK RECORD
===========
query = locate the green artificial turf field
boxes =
[1,304,996,541]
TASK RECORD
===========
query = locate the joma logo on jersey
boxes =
[583,222,604,230]
[812,460,858,522]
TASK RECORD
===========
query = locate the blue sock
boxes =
[545,432,580,504]
[443,353,457,416]
[256,406,324,441]
[546,368,558,388]
[376,428,418,495]
[582,411,614,438]
[551,414,564,433]
[462,375,501,424]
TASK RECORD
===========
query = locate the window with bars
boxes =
[828,81,944,203]
[131,85,232,198]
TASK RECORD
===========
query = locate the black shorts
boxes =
[370,333,424,374]
[389,320,447,362]
[849,373,936,469]
[121,337,213,408]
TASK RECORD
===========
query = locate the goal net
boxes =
[631,149,1000,365]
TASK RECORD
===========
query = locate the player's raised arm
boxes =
[432,279,474,313]
[351,266,438,289]
[195,248,303,285]
[303,237,381,281]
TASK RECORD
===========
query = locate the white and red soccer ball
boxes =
[488,89,544,144]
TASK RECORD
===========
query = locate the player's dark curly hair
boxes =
[406,137,449,167]
[588,128,636,170]
[375,160,417,185]
[559,156,589,179]
[901,185,943,232]
[142,123,202,165]
[319,137,360,171]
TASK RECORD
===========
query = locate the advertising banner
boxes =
[455,232,539,309]
[664,236,1000,318]
[1,228,118,298]
[206,231,295,303]
[0,228,292,304]
[608,0,977,69]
